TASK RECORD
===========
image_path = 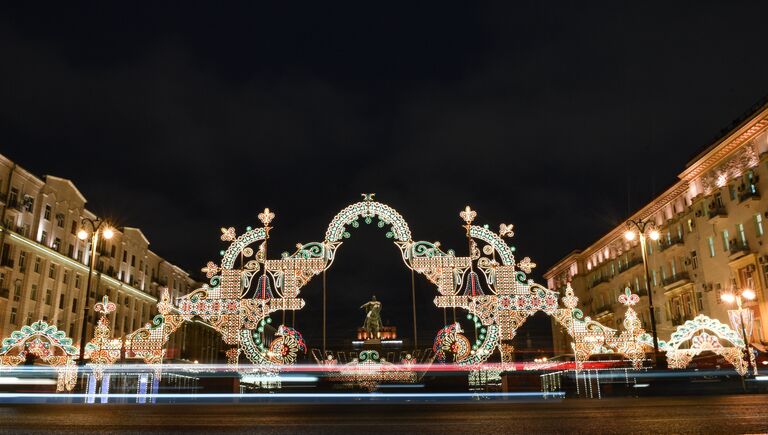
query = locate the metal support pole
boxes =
[78,231,98,366]
[639,235,661,366]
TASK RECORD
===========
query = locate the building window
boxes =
[10,308,16,324]
[44,204,51,220]
[111,245,116,257]
[53,237,61,252]
[33,257,41,273]
[652,269,658,287]
[23,195,34,212]
[59,294,65,309]
[756,214,764,237]
[728,184,737,201]
[40,231,48,245]
[30,284,37,301]
[55,213,64,228]
[737,223,747,245]
[45,288,52,305]
[75,274,81,288]
[687,218,694,233]
[18,251,26,272]
[13,281,21,301]
[48,264,56,278]
[131,255,136,267]
[707,236,716,257]
[8,188,18,207]
[690,251,699,269]
[122,251,127,263]
[63,270,69,284]
[70,220,78,235]
[71,299,78,314]
[67,244,74,258]
[722,230,730,252]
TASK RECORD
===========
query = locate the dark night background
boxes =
[3,2,768,353]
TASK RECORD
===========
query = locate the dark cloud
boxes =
[2,1,768,349]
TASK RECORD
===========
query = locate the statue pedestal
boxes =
[362,339,382,351]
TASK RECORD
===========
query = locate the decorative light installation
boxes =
[85,296,122,381]
[125,289,185,371]
[607,288,648,369]
[663,314,749,375]
[168,198,601,367]
[327,350,417,391]
[0,321,79,391]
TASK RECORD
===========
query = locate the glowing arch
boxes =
[172,198,572,367]
[663,314,749,375]
[0,321,79,391]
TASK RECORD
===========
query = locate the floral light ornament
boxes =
[499,223,515,238]
[202,261,220,278]
[220,227,236,242]
[258,208,275,226]
[460,206,477,225]
[618,287,640,306]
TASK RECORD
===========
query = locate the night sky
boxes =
[3,2,768,352]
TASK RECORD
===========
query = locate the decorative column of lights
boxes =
[721,288,757,375]
[76,218,114,366]
[624,218,662,367]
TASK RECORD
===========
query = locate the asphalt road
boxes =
[0,395,765,434]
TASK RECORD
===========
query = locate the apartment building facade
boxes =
[544,103,768,355]
[0,153,222,363]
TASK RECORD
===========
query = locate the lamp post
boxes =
[721,288,756,375]
[76,218,114,366]
[624,218,662,367]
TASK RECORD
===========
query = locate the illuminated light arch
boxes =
[662,314,749,375]
[169,197,613,368]
[0,321,79,391]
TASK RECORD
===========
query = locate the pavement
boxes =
[0,394,765,434]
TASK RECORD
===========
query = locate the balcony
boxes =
[728,239,750,260]
[738,186,760,203]
[662,271,691,290]
[618,257,643,274]
[659,236,684,252]
[7,199,23,211]
[707,206,727,222]
[588,275,611,289]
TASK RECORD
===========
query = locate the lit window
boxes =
[707,236,716,257]
[722,230,730,252]
[755,214,764,237]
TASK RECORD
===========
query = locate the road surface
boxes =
[0,395,765,433]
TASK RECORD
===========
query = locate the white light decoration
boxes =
[0,321,79,391]
[0,196,707,394]
[662,314,749,375]
[85,296,122,381]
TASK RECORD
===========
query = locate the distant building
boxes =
[544,101,768,355]
[0,153,221,362]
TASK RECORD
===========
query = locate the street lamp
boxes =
[76,217,114,366]
[624,218,662,367]
[721,288,756,374]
